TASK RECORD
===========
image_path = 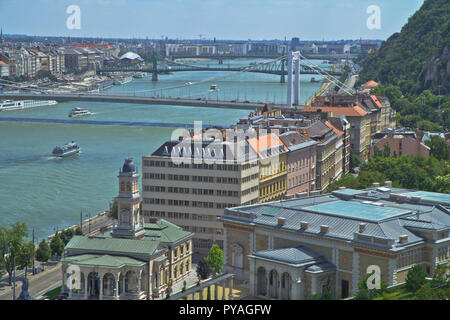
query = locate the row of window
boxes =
[143,198,237,209]
[144,210,219,222]
[288,172,312,188]
[144,160,256,171]
[144,185,255,198]
[144,173,244,185]
[260,180,286,197]
[288,156,314,172]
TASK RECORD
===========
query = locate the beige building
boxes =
[142,138,259,254]
[220,186,450,300]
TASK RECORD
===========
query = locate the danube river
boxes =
[0,59,330,240]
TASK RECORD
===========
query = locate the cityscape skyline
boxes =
[0,0,424,41]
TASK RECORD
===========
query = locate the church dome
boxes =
[122,158,135,173]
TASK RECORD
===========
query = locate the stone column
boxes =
[222,281,226,300]
[294,56,300,105]
[214,283,218,300]
[199,287,204,300]
[115,273,120,300]
[84,272,88,300]
[99,274,104,300]
[228,278,234,300]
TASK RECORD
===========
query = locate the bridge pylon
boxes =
[152,56,158,82]
[280,56,286,83]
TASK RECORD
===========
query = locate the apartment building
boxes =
[220,186,450,300]
[142,138,259,254]
[279,132,317,196]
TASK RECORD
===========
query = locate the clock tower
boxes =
[111,158,144,239]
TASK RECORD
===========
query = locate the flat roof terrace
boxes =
[304,200,412,222]
[394,191,450,207]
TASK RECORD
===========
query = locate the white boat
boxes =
[52,141,80,157]
[209,84,218,92]
[113,76,133,85]
[0,100,57,111]
[68,107,92,118]
[133,72,147,79]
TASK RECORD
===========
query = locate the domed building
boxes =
[61,158,193,300]
[119,51,144,64]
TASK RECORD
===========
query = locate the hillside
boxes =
[359,0,449,96]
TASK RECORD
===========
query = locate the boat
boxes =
[68,107,92,118]
[209,84,218,92]
[52,141,80,157]
[133,72,147,79]
[0,99,57,112]
[113,76,133,85]
[310,77,321,83]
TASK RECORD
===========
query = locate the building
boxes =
[247,133,288,203]
[142,138,260,254]
[220,185,450,299]
[0,60,9,77]
[278,132,317,196]
[370,128,430,158]
[61,158,193,300]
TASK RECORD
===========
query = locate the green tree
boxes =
[415,282,437,300]
[349,148,361,173]
[382,143,391,158]
[74,226,83,236]
[110,199,118,219]
[425,136,448,160]
[206,244,223,276]
[35,239,51,269]
[406,265,427,293]
[1,222,28,286]
[50,232,64,258]
[17,241,35,278]
[436,174,450,193]
[311,288,335,300]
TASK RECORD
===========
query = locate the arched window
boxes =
[231,243,244,269]
[120,182,125,192]
[126,183,131,192]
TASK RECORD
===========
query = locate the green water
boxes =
[0,59,328,240]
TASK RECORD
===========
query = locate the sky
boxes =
[0,0,425,40]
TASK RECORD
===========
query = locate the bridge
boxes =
[167,53,359,61]
[98,56,343,82]
[0,53,353,111]
[0,92,284,110]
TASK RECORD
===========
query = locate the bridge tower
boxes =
[152,55,158,82]
[286,51,301,108]
[280,56,286,83]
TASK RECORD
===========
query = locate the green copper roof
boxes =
[143,219,192,243]
[65,236,159,256]
[62,254,145,268]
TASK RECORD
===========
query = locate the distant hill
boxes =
[359,0,449,96]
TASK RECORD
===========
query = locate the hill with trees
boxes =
[358,0,449,96]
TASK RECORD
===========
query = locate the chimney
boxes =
[338,186,346,190]
[320,225,329,234]
[372,182,380,188]
[359,223,367,233]
[384,181,392,187]
[278,217,286,226]
[399,235,408,244]
[300,221,309,230]
[296,192,307,198]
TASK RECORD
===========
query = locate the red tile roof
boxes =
[301,105,368,117]
[362,80,379,88]
[370,95,383,109]
[324,121,344,136]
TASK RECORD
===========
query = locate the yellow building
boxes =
[247,133,288,202]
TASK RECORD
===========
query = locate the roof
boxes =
[247,133,288,158]
[61,254,145,268]
[301,105,368,117]
[324,121,344,136]
[64,236,159,256]
[119,51,143,61]
[220,188,450,250]
[249,245,327,267]
[363,80,379,87]
[278,132,317,151]
[370,95,383,109]
[0,61,7,65]
[143,219,192,243]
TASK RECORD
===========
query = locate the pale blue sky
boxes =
[0,0,424,40]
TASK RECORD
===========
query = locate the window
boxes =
[231,243,244,269]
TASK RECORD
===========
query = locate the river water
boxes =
[0,58,329,240]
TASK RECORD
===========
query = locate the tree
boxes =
[405,265,427,293]
[110,199,118,219]
[50,232,64,258]
[35,239,51,269]
[1,222,28,286]
[382,143,391,158]
[18,241,35,278]
[349,148,361,173]
[74,226,83,236]
[415,283,438,300]
[425,136,448,160]
[206,244,223,276]
[311,288,335,300]
[196,258,211,280]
